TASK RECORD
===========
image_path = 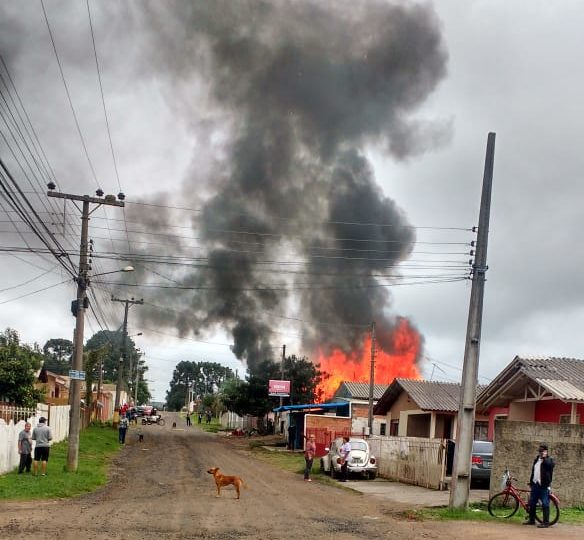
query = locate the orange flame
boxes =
[316,318,421,401]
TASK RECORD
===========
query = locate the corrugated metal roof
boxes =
[535,379,584,401]
[396,379,462,412]
[335,381,389,400]
[273,402,350,413]
[477,356,584,409]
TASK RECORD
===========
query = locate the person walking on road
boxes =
[17,422,33,474]
[31,417,52,476]
[339,436,351,482]
[186,412,192,426]
[524,442,555,528]
[119,415,129,444]
[303,434,317,482]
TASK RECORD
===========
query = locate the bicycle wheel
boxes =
[534,496,560,526]
[488,491,519,518]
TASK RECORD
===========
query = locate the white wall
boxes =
[0,404,70,475]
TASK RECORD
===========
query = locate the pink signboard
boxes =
[269,379,290,397]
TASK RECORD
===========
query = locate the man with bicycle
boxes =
[524,442,555,528]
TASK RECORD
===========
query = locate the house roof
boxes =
[333,381,389,401]
[373,378,465,415]
[477,356,584,409]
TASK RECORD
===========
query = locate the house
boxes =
[331,381,389,435]
[35,369,70,405]
[476,356,584,440]
[373,378,489,440]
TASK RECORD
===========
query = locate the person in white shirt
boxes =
[339,437,351,482]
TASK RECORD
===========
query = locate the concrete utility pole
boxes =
[111,297,143,412]
[367,321,376,436]
[47,188,124,473]
[449,132,496,509]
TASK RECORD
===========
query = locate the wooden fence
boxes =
[367,436,447,490]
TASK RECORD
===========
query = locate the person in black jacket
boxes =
[524,442,555,528]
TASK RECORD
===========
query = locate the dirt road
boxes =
[0,414,581,539]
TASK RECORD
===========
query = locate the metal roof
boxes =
[333,381,389,400]
[477,356,584,409]
[273,402,350,413]
[373,378,466,414]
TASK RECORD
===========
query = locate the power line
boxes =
[0,277,71,305]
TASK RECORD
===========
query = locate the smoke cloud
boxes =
[126,0,449,372]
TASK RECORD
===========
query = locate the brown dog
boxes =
[207,467,246,499]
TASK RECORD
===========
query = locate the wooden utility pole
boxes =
[280,344,286,409]
[367,321,376,435]
[47,189,124,472]
[111,297,144,412]
[449,132,496,509]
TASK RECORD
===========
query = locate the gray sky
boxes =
[1,1,583,402]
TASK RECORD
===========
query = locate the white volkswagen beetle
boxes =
[320,437,378,480]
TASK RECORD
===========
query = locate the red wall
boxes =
[534,400,584,424]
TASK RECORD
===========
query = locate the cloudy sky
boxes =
[1,1,582,402]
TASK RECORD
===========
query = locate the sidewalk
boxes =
[342,478,489,507]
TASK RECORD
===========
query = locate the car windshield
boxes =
[472,441,493,453]
[350,441,367,451]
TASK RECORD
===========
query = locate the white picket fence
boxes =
[368,435,447,489]
[0,403,70,474]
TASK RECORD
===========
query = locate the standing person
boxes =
[339,436,351,482]
[17,422,33,474]
[303,434,317,482]
[118,414,129,444]
[186,412,192,426]
[524,442,555,528]
[31,417,52,476]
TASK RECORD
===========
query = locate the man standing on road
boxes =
[186,412,192,426]
[31,417,52,476]
[17,422,32,474]
[339,436,351,482]
[524,442,555,528]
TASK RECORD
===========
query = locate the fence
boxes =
[367,436,447,490]
[0,403,70,475]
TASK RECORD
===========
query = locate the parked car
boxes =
[320,437,378,480]
[471,440,493,485]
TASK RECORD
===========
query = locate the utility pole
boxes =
[280,344,286,409]
[111,297,143,412]
[134,351,142,406]
[449,132,496,509]
[367,321,376,436]
[47,187,124,473]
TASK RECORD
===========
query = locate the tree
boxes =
[84,330,140,383]
[220,355,322,418]
[165,360,234,411]
[42,338,73,375]
[0,328,43,407]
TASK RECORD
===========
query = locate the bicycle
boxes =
[488,468,560,526]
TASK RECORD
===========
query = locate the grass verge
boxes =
[408,503,584,525]
[0,423,120,500]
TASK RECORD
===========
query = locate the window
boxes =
[380,422,386,436]
[474,421,488,441]
[560,414,580,424]
[390,420,399,436]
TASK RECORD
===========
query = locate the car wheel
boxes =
[368,471,377,480]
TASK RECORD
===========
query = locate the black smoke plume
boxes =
[127,0,449,372]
